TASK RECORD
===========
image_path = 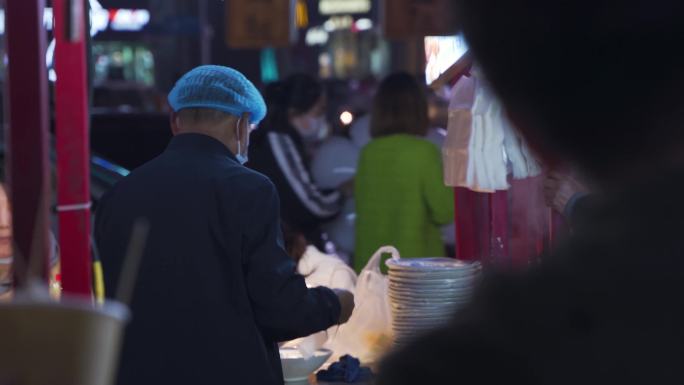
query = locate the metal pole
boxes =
[54,0,92,296]
[5,0,52,284]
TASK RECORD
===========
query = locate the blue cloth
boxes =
[316,355,373,383]
[168,65,267,124]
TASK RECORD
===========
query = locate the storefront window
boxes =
[93,42,155,86]
[424,34,468,85]
[314,16,389,80]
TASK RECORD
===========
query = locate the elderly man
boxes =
[95,66,354,385]
[379,1,684,384]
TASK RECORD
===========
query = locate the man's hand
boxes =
[333,289,355,325]
[543,171,587,215]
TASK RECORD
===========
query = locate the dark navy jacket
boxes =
[95,133,341,385]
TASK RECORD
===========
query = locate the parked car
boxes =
[90,112,172,171]
[0,143,128,299]
[0,142,129,212]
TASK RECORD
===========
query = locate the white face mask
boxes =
[294,115,329,141]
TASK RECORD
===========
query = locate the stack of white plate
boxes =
[386,257,481,347]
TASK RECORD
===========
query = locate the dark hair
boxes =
[252,74,324,148]
[370,73,429,138]
[281,222,308,264]
[455,0,684,180]
[261,74,323,131]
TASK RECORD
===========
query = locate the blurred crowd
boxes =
[248,71,457,276]
[6,0,684,381]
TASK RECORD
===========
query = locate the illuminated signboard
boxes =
[319,0,372,15]
[383,0,458,39]
[425,34,469,84]
[226,0,296,48]
[306,27,329,46]
[35,0,151,82]
[0,1,150,35]
[108,9,151,31]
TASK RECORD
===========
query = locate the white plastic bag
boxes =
[282,248,358,359]
[327,246,397,364]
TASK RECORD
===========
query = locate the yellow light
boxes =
[93,260,106,305]
[296,0,309,29]
[340,111,354,125]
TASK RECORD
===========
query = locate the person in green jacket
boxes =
[354,73,454,272]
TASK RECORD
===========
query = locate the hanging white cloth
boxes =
[443,67,541,192]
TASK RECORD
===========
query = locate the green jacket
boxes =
[354,134,454,272]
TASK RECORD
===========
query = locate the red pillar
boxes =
[5,0,52,284]
[54,0,93,296]
[454,188,491,262]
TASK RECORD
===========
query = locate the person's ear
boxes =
[239,112,250,142]
[170,112,181,135]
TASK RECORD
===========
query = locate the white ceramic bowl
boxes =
[386,257,480,271]
[280,348,333,383]
[388,275,478,286]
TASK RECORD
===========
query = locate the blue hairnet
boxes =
[168,65,267,124]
